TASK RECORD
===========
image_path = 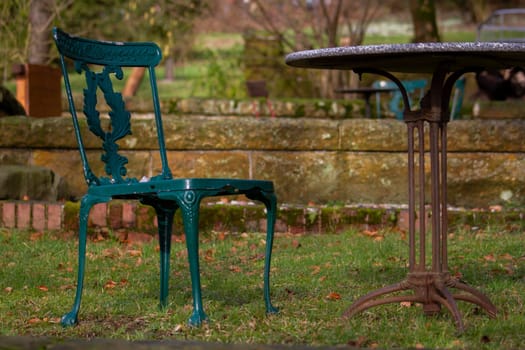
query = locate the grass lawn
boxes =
[0,224,524,348]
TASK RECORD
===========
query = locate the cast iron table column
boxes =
[337,65,497,333]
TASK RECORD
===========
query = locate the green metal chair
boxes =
[53,28,278,327]
[372,79,427,119]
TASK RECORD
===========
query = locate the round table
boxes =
[286,42,525,331]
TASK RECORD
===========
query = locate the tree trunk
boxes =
[164,56,174,81]
[123,67,146,98]
[409,0,440,43]
[467,0,488,24]
[28,0,54,65]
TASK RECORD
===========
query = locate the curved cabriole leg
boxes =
[247,190,278,314]
[145,199,177,309]
[61,195,110,327]
[342,281,411,318]
[179,191,208,327]
[432,283,465,332]
[450,280,498,318]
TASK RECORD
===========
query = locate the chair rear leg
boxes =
[247,190,279,314]
[150,201,176,309]
[61,195,109,327]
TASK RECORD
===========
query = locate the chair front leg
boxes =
[179,191,208,326]
[61,194,110,327]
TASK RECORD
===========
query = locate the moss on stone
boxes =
[166,98,181,115]
[135,203,157,233]
[63,201,80,231]
[293,104,306,118]
[279,206,304,226]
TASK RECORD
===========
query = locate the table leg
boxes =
[343,114,497,332]
[363,92,372,118]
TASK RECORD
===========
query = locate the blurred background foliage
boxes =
[0,0,523,99]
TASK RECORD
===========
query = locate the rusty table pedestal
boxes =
[341,66,497,332]
[284,42,525,330]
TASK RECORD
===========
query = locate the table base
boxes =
[343,271,497,332]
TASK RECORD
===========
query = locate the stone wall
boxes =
[0,106,523,208]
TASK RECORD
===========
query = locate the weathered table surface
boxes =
[285,41,525,73]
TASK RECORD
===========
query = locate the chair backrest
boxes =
[372,79,427,119]
[450,76,466,120]
[53,28,172,187]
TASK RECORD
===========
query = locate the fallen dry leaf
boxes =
[451,340,464,347]
[363,229,378,237]
[500,253,514,260]
[4,287,13,293]
[102,248,121,258]
[310,265,321,275]
[326,292,341,300]
[362,229,384,241]
[30,232,44,241]
[127,249,142,257]
[104,280,118,289]
[173,235,185,243]
[483,254,496,262]
[92,233,105,242]
[229,265,241,273]
[37,286,48,292]
[204,249,215,262]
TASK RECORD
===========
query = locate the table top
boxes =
[285,42,525,73]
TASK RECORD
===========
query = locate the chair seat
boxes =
[87,178,274,198]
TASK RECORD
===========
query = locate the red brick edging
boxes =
[0,201,522,235]
[1,201,63,231]
[0,200,400,234]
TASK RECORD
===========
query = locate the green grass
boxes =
[0,225,524,348]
